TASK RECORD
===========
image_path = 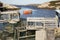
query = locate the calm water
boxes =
[0,6,56,30]
[20,7,56,19]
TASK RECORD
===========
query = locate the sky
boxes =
[0,0,53,5]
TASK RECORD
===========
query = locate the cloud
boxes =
[0,0,51,5]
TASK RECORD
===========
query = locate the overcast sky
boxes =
[0,0,57,5]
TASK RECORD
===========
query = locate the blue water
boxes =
[0,6,56,30]
[19,6,56,19]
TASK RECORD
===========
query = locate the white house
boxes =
[0,2,20,23]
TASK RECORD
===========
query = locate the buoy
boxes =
[23,10,32,15]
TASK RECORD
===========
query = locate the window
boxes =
[20,31,26,37]
[28,22,43,26]
[0,14,9,20]
[10,13,19,19]
[27,30,35,35]
[21,21,27,27]
[28,22,35,26]
[36,22,43,26]
[45,21,56,28]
